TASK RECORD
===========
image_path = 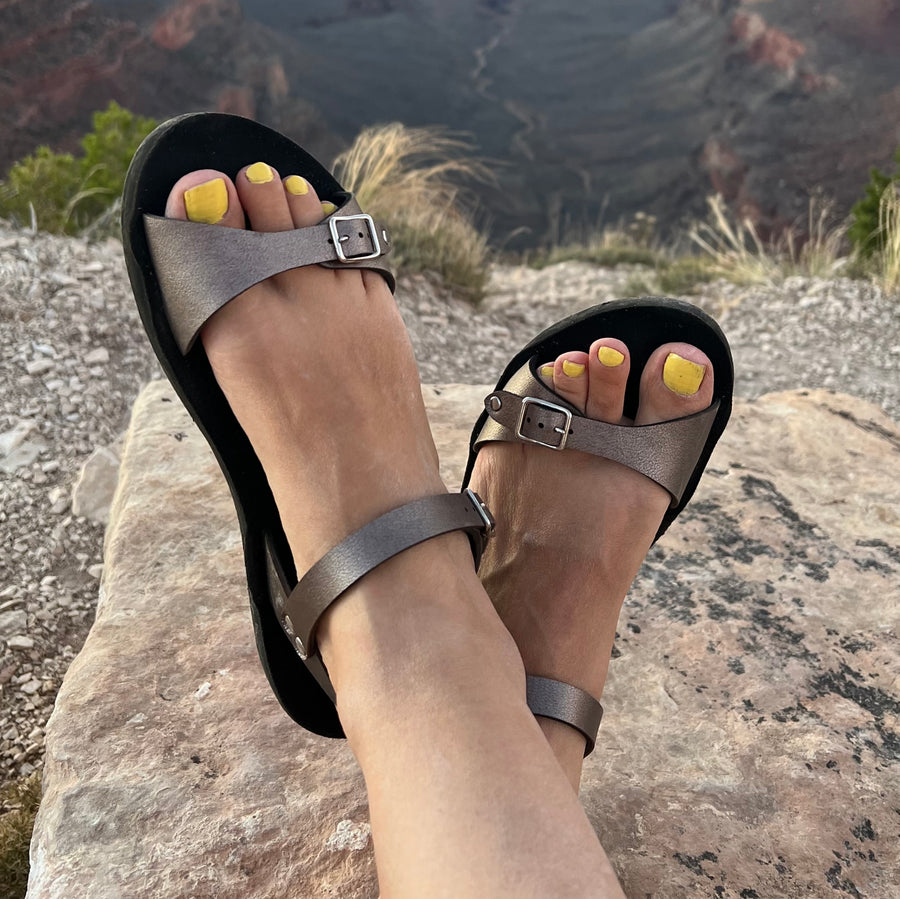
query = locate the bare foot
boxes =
[163,163,519,705]
[162,164,626,898]
[467,335,714,783]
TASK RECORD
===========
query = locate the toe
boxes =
[585,338,629,423]
[549,352,589,414]
[283,175,328,228]
[236,161,294,232]
[165,170,243,228]
[635,342,714,425]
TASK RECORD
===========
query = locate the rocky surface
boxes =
[27,379,900,898]
[1,220,900,801]
[4,0,900,243]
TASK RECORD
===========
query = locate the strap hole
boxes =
[327,238,334,244]
[537,422,544,429]
[526,416,531,423]
[358,231,364,238]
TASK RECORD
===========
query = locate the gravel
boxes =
[1,222,898,792]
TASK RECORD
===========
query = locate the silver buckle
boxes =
[464,488,495,539]
[515,397,572,451]
[329,213,382,262]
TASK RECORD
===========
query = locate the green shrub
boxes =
[0,102,157,235]
[849,146,900,259]
[0,773,41,899]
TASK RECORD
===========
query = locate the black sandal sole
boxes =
[122,113,346,738]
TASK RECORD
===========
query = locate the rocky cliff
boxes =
[3,0,900,244]
[3,0,900,245]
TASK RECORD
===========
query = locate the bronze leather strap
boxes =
[144,195,394,353]
[526,675,604,757]
[474,361,719,505]
[265,490,495,663]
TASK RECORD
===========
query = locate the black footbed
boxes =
[122,113,344,738]
[462,297,734,542]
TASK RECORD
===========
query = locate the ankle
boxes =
[316,533,526,739]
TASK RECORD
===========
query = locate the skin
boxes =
[163,162,713,896]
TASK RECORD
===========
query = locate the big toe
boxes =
[635,342,714,425]
[165,169,244,228]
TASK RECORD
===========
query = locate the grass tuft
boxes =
[876,185,900,295]
[332,123,493,301]
[0,773,41,899]
[689,194,849,285]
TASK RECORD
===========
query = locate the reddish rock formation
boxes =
[152,0,241,51]
[0,0,337,188]
[731,11,806,75]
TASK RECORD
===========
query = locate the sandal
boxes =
[462,298,734,754]
[122,113,495,739]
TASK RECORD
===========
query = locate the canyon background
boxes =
[2,0,900,249]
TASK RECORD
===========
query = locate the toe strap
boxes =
[526,675,604,757]
[476,361,719,505]
[267,489,495,662]
[144,195,394,353]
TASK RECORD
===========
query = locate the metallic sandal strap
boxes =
[475,361,719,505]
[266,490,495,662]
[526,675,604,757]
[144,195,394,353]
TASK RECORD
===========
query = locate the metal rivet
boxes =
[489,395,502,412]
[282,614,295,638]
[294,636,307,659]
[382,229,389,242]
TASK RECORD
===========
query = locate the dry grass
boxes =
[332,123,493,301]
[0,773,41,899]
[530,212,665,270]
[690,194,849,285]
[877,185,900,295]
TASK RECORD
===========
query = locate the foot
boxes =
[164,163,516,698]
[466,336,714,765]
[164,166,626,897]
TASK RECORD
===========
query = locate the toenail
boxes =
[663,353,706,396]
[285,175,309,195]
[246,162,274,184]
[184,178,228,224]
[321,201,337,215]
[562,360,585,378]
[598,346,625,367]
[540,364,555,378]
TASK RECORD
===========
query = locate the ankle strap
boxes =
[526,675,604,757]
[266,489,495,661]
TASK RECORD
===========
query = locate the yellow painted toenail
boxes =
[562,360,585,378]
[663,353,706,396]
[540,364,555,378]
[321,201,337,215]
[246,162,274,184]
[598,346,625,367]
[285,175,309,195]
[184,178,228,224]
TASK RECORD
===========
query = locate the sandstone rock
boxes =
[70,445,121,525]
[29,382,900,898]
